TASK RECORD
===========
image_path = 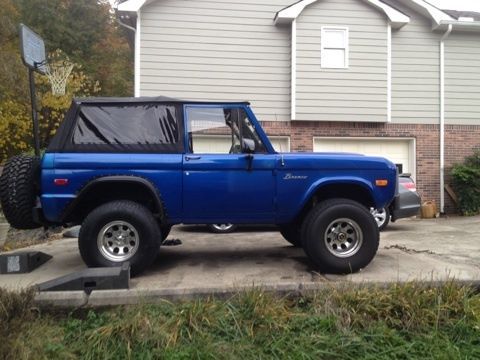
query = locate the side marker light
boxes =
[54,179,69,186]
[375,180,388,187]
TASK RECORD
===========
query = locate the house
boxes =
[118,0,480,213]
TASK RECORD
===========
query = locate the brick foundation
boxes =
[261,121,480,214]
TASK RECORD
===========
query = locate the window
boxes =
[186,107,267,154]
[270,136,290,152]
[71,104,183,153]
[321,27,349,69]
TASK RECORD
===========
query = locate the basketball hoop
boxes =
[19,23,46,156]
[44,59,74,96]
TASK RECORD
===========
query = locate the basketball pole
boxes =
[28,67,40,156]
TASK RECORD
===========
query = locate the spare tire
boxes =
[0,155,41,229]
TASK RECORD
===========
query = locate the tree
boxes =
[0,0,28,100]
[0,100,32,161]
[17,0,133,96]
[0,0,132,162]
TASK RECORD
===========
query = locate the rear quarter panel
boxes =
[40,153,183,223]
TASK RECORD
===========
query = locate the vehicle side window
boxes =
[187,107,241,154]
[187,107,267,154]
[71,104,182,153]
[239,110,267,154]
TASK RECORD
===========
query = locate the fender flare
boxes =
[61,175,165,222]
[298,176,376,211]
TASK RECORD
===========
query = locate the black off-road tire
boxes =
[79,200,161,276]
[279,224,302,247]
[301,198,379,274]
[0,155,41,229]
[161,224,172,241]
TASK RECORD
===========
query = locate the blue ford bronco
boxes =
[0,97,398,275]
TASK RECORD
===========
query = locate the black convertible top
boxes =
[74,96,250,105]
[48,97,252,154]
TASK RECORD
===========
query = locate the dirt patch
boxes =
[1,226,63,252]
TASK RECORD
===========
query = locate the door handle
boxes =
[185,155,201,161]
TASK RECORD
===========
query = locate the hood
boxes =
[278,152,397,172]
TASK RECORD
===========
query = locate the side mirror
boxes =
[242,138,255,154]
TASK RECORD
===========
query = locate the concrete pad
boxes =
[0,216,479,307]
[0,238,85,290]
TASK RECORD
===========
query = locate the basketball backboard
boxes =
[19,24,47,74]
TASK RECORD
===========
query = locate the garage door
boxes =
[193,135,290,153]
[192,135,231,153]
[313,138,414,176]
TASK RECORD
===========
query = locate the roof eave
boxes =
[118,0,147,12]
[274,0,409,28]
[390,19,410,29]
[435,20,480,33]
[401,0,453,27]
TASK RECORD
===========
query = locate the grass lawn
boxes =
[1,281,479,359]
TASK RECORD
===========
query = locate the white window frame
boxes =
[321,26,349,69]
[270,136,291,152]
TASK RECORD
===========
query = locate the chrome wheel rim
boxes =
[324,218,363,258]
[97,221,139,262]
[370,208,387,228]
[212,224,234,231]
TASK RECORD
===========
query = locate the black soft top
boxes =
[47,97,251,154]
[74,96,250,106]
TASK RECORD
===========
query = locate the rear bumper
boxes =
[390,191,421,222]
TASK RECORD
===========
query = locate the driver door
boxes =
[182,105,276,223]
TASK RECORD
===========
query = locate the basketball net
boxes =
[44,59,74,96]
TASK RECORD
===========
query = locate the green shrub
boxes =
[451,150,480,215]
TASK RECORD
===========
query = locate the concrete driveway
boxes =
[0,216,479,305]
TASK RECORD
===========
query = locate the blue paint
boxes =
[40,102,397,225]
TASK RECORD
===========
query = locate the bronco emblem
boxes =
[283,173,308,180]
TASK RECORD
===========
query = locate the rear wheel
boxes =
[0,155,41,229]
[79,200,160,276]
[301,198,379,274]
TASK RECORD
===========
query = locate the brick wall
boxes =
[261,121,480,214]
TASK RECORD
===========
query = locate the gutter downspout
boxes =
[134,11,141,97]
[117,14,138,96]
[387,22,392,122]
[291,19,297,120]
[440,24,452,214]
[116,16,136,33]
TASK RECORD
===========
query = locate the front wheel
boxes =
[301,199,379,274]
[78,200,161,276]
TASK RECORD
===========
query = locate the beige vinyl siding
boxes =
[140,0,292,122]
[295,0,388,122]
[383,0,441,124]
[445,33,480,125]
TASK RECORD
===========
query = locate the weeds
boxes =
[0,282,479,359]
[0,287,38,359]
